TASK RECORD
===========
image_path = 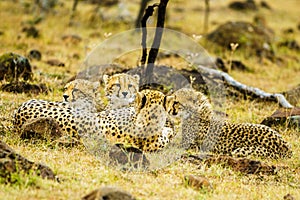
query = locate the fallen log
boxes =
[197,65,294,108]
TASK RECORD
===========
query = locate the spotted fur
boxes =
[103,73,140,109]
[165,88,293,159]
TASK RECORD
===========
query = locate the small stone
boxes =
[109,144,149,170]
[0,82,48,94]
[278,40,300,51]
[82,186,136,200]
[21,26,39,38]
[20,117,63,141]
[283,28,294,34]
[46,59,65,67]
[0,52,33,82]
[261,107,300,128]
[184,175,213,191]
[61,34,82,44]
[0,140,57,183]
[228,0,257,11]
[283,194,295,200]
[206,21,274,59]
[204,155,277,175]
[229,60,249,71]
[28,49,42,61]
[260,1,272,10]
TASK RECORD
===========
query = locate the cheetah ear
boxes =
[102,74,110,86]
[63,82,70,91]
[133,74,140,84]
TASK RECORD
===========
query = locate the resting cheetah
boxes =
[76,89,174,152]
[165,88,293,159]
[13,73,139,139]
[14,75,174,152]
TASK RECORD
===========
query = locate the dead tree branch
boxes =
[145,0,169,83]
[197,65,294,108]
[136,0,152,28]
[140,4,158,67]
[203,0,210,34]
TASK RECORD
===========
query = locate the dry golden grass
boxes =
[0,0,299,199]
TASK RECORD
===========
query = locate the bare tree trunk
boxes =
[69,0,79,25]
[72,0,79,12]
[136,0,151,28]
[140,4,158,67]
[145,0,169,83]
[203,0,210,34]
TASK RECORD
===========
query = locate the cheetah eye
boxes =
[114,83,121,87]
[128,84,133,88]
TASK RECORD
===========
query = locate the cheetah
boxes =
[75,89,174,152]
[13,73,139,140]
[14,75,174,152]
[165,88,293,159]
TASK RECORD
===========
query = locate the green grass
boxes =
[0,0,300,199]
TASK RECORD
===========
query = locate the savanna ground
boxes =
[0,0,299,199]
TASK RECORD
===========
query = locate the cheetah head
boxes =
[103,73,140,104]
[63,79,100,102]
[165,88,213,121]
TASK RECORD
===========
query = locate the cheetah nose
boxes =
[122,92,128,97]
[63,94,69,101]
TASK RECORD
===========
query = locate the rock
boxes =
[46,59,65,67]
[283,28,294,34]
[204,155,277,175]
[206,21,274,59]
[261,107,300,128]
[21,26,39,38]
[229,60,249,71]
[0,82,48,94]
[61,34,82,45]
[28,49,42,61]
[0,52,33,83]
[82,186,135,200]
[20,117,63,141]
[109,144,150,170]
[214,57,250,72]
[228,0,257,11]
[128,65,208,95]
[283,194,295,200]
[0,140,57,183]
[278,40,300,51]
[260,1,272,10]
[18,117,79,147]
[215,57,227,72]
[184,175,213,191]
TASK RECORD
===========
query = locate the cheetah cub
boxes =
[77,89,175,153]
[13,73,140,140]
[165,88,293,159]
